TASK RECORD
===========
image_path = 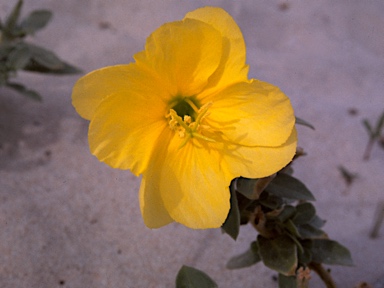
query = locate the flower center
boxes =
[168,96,200,121]
[167,96,215,148]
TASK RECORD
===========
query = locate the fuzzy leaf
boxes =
[375,111,384,136]
[297,224,326,239]
[259,191,284,209]
[6,82,41,101]
[4,0,23,33]
[297,246,312,265]
[0,43,14,59]
[362,119,374,137]
[292,203,316,225]
[234,177,259,199]
[21,10,52,34]
[267,173,315,201]
[226,241,261,269]
[21,43,81,74]
[277,205,296,223]
[278,274,297,288]
[304,239,354,266]
[258,235,298,276]
[25,43,64,70]
[221,181,240,240]
[308,214,326,229]
[284,219,301,238]
[6,45,30,70]
[176,266,218,288]
[295,117,315,130]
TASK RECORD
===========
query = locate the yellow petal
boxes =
[222,128,297,179]
[72,64,135,120]
[139,132,174,228]
[134,18,223,97]
[159,137,232,229]
[205,80,295,147]
[88,65,170,175]
[185,7,249,95]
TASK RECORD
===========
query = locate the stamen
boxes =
[184,98,200,113]
[167,102,216,148]
[169,109,190,131]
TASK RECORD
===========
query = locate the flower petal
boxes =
[185,7,249,95]
[88,65,170,175]
[139,132,174,228]
[159,137,232,229]
[134,18,223,97]
[222,128,297,179]
[206,80,295,147]
[72,64,136,120]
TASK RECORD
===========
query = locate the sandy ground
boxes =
[1,0,383,287]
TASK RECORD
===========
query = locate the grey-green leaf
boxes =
[258,235,298,276]
[267,173,315,201]
[362,119,374,137]
[0,43,14,59]
[176,266,218,288]
[226,241,261,269]
[277,205,296,223]
[234,177,259,199]
[21,10,52,34]
[6,45,31,70]
[221,181,240,240]
[308,214,326,229]
[292,203,316,225]
[25,43,64,70]
[296,117,315,130]
[305,239,354,266]
[6,82,41,101]
[21,43,81,74]
[375,111,384,136]
[297,224,326,239]
[4,0,23,33]
[278,274,297,288]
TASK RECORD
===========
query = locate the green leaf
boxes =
[21,43,81,74]
[176,266,218,288]
[304,239,354,266]
[4,0,23,33]
[258,235,298,276]
[295,117,315,130]
[267,173,315,201]
[226,241,261,269]
[234,177,259,199]
[6,82,41,101]
[0,43,14,59]
[362,119,374,137]
[276,205,296,223]
[297,224,326,239]
[278,274,297,288]
[21,10,52,34]
[308,214,326,229]
[284,219,301,238]
[259,191,284,210]
[6,44,31,70]
[221,181,240,240]
[292,203,316,225]
[297,246,312,265]
[25,43,65,70]
[374,111,384,136]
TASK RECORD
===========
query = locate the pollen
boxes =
[167,102,216,147]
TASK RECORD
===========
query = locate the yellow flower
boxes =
[72,7,297,229]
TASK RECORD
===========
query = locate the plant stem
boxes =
[308,262,337,288]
